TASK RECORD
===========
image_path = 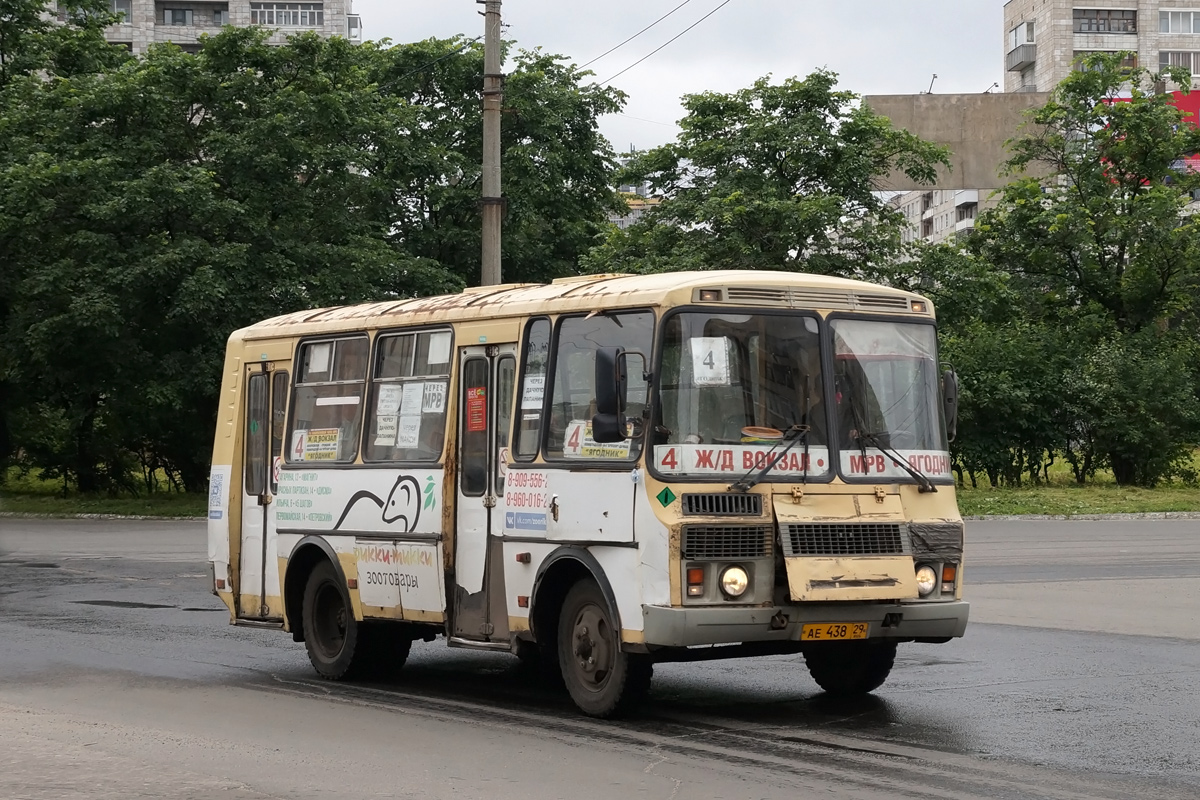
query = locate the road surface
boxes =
[0,517,1197,799]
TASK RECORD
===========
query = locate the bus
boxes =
[207,270,968,718]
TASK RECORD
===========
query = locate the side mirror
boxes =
[593,346,628,443]
[942,368,959,443]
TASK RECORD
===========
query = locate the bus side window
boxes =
[514,318,550,460]
[363,329,452,463]
[288,336,368,464]
[544,310,654,460]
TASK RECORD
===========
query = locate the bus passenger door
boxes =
[238,365,288,619]
[453,345,516,642]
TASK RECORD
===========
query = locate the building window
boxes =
[163,8,193,25]
[1160,10,1198,34]
[1161,50,1200,72]
[1074,51,1138,70]
[111,0,130,20]
[250,3,324,27]
[1008,20,1035,50]
[214,9,229,25]
[1074,9,1137,33]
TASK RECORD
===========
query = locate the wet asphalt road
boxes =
[0,517,1197,799]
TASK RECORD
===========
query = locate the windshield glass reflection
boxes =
[653,312,830,480]
[830,319,951,482]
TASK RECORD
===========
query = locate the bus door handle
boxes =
[258,493,273,506]
[549,494,559,522]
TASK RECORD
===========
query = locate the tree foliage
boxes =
[926,53,1200,487]
[0,22,624,493]
[584,71,949,278]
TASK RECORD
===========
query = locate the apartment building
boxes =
[891,190,990,247]
[1004,0,1200,92]
[94,0,362,54]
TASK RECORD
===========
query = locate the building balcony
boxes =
[347,14,362,41]
[953,190,979,207]
[1006,43,1037,72]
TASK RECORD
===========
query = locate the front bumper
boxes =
[640,599,969,648]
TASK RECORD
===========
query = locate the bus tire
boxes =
[803,640,897,696]
[557,579,652,718]
[302,560,368,680]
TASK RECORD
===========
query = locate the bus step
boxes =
[448,636,514,653]
[233,617,284,629]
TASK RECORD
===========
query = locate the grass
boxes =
[956,453,1200,516]
[0,468,206,518]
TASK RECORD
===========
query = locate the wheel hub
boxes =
[571,606,611,685]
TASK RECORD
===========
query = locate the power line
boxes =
[578,0,695,70]
[600,0,736,85]
[398,36,482,83]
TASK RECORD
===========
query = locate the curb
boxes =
[963,512,1200,521]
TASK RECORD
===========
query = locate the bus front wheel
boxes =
[557,579,652,718]
[803,640,897,696]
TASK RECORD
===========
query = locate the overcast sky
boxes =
[352,1,1006,153]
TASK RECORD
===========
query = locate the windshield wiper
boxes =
[854,430,938,493]
[840,376,937,493]
[729,424,809,494]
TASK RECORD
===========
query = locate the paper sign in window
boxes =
[303,428,339,460]
[690,338,730,386]
[427,332,452,364]
[422,381,447,413]
[307,342,331,375]
[520,374,545,409]
[396,415,422,448]
[376,384,403,416]
[374,415,397,446]
[401,382,424,414]
[467,387,487,432]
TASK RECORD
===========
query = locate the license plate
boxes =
[800,622,869,641]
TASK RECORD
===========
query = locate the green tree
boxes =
[968,53,1200,486]
[1,29,629,493]
[1,30,457,492]
[0,0,131,480]
[583,71,948,277]
[369,38,626,286]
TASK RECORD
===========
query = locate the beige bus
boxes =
[207,270,968,717]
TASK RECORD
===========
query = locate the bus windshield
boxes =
[830,318,951,482]
[653,311,830,480]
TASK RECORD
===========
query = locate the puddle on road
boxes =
[71,600,176,609]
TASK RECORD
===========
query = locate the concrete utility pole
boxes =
[479,0,503,286]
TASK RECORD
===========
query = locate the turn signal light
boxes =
[942,564,957,583]
[687,567,704,597]
[698,289,722,302]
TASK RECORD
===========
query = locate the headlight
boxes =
[720,565,749,598]
[915,564,938,597]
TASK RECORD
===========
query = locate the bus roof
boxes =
[237,270,929,341]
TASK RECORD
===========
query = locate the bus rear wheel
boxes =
[302,560,390,680]
[803,640,897,696]
[557,579,652,718]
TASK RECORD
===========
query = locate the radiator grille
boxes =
[682,525,774,560]
[782,523,905,556]
[681,493,763,516]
